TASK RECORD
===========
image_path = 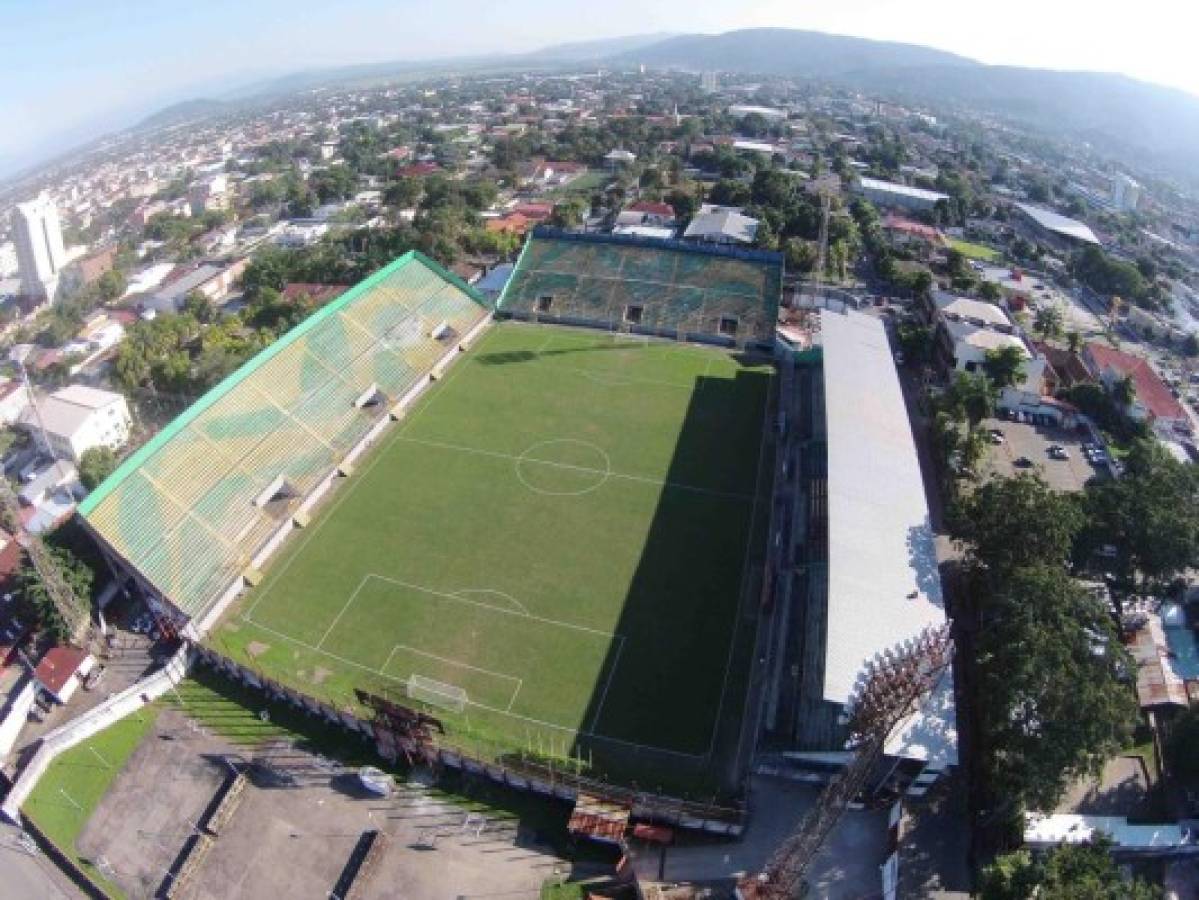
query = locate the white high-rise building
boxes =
[1111,173,1142,212]
[12,193,66,302]
[700,71,719,93]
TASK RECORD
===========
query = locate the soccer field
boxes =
[215,322,773,782]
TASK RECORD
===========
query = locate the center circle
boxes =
[515,439,611,496]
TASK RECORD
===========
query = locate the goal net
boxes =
[407,675,468,713]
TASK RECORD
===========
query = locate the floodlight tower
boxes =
[741,624,952,899]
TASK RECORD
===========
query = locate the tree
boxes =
[1182,332,1199,358]
[1033,305,1065,341]
[980,841,1160,900]
[975,565,1136,812]
[909,268,933,299]
[1066,330,1083,354]
[945,371,996,429]
[950,474,1084,577]
[1078,440,1199,591]
[16,546,94,645]
[1167,706,1199,781]
[897,323,934,367]
[1111,374,1137,408]
[79,446,118,491]
[982,346,1027,390]
[708,179,751,207]
[181,289,213,324]
[978,281,1002,302]
[96,269,127,302]
[548,197,587,229]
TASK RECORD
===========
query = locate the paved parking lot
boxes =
[980,418,1104,492]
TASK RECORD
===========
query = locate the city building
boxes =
[11,193,67,302]
[1111,173,1142,212]
[699,71,719,93]
[727,104,788,121]
[23,384,131,463]
[852,177,949,213]
[1013,203,1101,249]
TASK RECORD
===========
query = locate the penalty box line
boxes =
[237,615,703,760]
[382,643,523,712]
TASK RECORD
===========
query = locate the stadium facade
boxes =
[78,251,491,631]
[498,227,781,351]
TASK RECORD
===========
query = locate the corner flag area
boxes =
[213,322,773,787]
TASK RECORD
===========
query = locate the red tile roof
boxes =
[486,213,531,235]
[883,213,945,243]
[397,162,440,178]
[1085,342,1187,421]
[279,283,348,305]
[513,202,554,220]
[627,201,675,217]
[34,646,90,697]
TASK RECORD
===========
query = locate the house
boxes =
[604,149,636,168]
[23,385,131,463]
[33,646,95,705]
[279,283,347,306]
[148,258,248,313]
[486,213,533,236]
[613,201,678,239]
[1083,343,1189,432]
[0,380,30,426]
[882,214,945,256]
[520,159,587,188]
[682,204,759,245]
[1032,341,1093,391]
[512,203,554,223]
[397,162,440,178]
[450,262,483,285]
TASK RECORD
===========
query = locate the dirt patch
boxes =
[245,641,270,659]
[76,708,231,899]
[311,667,332,685]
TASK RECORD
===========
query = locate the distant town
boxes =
[0,60,1197,899]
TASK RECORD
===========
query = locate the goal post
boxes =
[407,674,468,713]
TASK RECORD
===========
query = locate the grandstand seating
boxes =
[499,228,782,349]
[79,252,489,621]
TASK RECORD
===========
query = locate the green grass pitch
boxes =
[214,322,773,783]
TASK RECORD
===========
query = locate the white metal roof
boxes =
[819,310,957,764]
[1024,813,1191,850]
[857,177,949,203]
[1015,203,1101,245]
[933,292,1011,327]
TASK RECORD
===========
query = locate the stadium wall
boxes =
[190,645,747,835]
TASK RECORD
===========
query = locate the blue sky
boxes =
[2,0,1196,178]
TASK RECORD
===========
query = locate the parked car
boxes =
[1048,445,1069,460]
[1014,456,1034,468]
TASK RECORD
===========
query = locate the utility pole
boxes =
[0,481,91,645]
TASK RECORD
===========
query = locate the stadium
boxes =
[78,233,782,799]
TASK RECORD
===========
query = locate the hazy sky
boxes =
[2,0,1197,177]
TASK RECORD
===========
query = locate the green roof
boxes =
[80,251,489,619]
